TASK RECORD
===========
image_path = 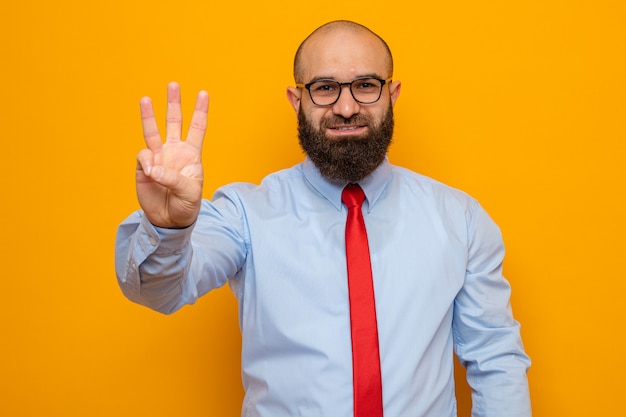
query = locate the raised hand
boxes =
[135,82,209,228]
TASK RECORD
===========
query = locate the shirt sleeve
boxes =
[114,197,248,315]
[452,200,532,417]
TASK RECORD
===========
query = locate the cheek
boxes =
[301,106,330,128]
[370,103,393,124]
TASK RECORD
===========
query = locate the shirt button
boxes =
[149,236,157,246]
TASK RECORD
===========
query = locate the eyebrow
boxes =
[307,73,385,83]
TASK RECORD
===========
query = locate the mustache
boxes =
[320,114,371,128]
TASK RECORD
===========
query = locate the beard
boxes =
[297,105,394,183]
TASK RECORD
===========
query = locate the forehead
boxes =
[299,29,390,82]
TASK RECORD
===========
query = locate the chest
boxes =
[237,198,468,330]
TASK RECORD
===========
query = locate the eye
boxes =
[353,79,380,91]
[310,81,339,95]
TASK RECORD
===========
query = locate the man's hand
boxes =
[135,82,209,228]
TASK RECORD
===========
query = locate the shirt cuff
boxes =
[138,214,194,256]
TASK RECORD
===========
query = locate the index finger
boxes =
[185,90,209,150]
[140,96,163,152]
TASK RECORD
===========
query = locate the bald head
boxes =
[293,20,394,83]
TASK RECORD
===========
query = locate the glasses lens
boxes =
[351,78,383,104]
[308,80,341,105]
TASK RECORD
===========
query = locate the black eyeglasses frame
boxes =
[296,77,392,106]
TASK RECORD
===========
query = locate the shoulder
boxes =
[389,164,477,206]
[210,163,306,201]
[388,164,497,234]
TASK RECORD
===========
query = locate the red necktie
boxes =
[342,184,384,417]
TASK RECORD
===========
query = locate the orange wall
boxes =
[2,1,625,416]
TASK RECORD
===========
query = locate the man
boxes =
[115,20,531,417]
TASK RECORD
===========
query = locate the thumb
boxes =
[149,165,188,193]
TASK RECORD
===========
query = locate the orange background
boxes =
[2,1,625,416]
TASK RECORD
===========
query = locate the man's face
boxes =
[287,28,401,182]
[297,101,395,183]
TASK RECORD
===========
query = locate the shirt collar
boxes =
[302,156,392,212]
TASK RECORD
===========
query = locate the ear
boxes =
[286,86,301,114]
[389,80,401,107]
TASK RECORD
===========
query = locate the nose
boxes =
[332,85,361,119]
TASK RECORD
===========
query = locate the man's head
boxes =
[287,21,401,183]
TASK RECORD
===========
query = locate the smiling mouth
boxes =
[328,125,367,133]
[323,115,369,136]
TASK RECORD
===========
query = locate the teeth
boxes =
[336,126,358,131]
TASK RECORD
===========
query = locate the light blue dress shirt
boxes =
[115,157,531,417]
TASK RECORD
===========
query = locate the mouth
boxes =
[326,124,367,136]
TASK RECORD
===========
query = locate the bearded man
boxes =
[115,20,531,417]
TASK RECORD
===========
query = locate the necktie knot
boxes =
[342,184,365,208]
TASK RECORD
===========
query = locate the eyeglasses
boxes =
[296,77,392,106]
